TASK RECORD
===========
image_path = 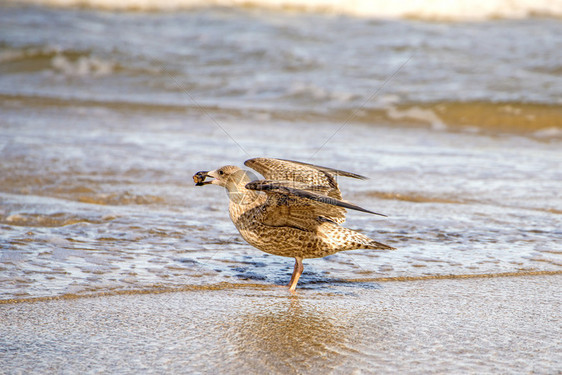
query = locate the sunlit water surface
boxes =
[1,4,561,300]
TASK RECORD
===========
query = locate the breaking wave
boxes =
[9,0,562,20]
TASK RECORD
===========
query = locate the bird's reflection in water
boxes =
[227,294,391,373]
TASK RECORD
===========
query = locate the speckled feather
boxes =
[196,157,395,290]
[229,158,394,258]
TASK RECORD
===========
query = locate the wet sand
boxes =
[1,274,560,374]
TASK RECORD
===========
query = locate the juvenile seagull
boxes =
[193,158,395,291]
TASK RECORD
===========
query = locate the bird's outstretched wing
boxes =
[245,158,367,180]
[245,179,386,230]
[244,158,384,227]
[244,157,366,201]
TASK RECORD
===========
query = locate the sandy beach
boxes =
[1,273,560,374]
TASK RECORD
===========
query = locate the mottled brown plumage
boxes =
[194,158,395,291]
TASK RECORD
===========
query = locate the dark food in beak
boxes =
[193,171,211,186]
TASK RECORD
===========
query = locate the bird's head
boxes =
[193,165,251,192]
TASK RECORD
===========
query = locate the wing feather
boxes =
[243,158,383,229]
[272,158,368,180]
[244,158,366,201]
[246,180,386,229]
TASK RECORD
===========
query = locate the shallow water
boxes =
[1,3,561,300]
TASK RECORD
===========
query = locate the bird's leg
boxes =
[288,257,304,292]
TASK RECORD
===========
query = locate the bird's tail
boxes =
[349,230,396,251]
[320,222,396,251]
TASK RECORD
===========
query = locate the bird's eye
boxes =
[218,170,224,176]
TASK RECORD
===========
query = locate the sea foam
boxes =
[11,0,562,20]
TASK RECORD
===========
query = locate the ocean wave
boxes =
[0,46,115,77]
[3,92,560,139]
[9,0,562,20]
[51,53,114,77]
[1,212,102,227]
[386,105,447,131]
[0,45,162,78]
[320,101,562,138]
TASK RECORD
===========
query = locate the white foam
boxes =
[288,82,356,103]
[386,105,447,130]
[51,54,114,77]
[533,127,562,138]
[12,0,562,20]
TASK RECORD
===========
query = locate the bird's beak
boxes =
[193,171,212,186]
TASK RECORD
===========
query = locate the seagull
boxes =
[193,157,395,291]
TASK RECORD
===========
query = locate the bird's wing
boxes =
[245,158,368,180]
[246,180,385,230]
[244,158,366,201]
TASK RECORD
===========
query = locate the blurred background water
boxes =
[1,0,561,300]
